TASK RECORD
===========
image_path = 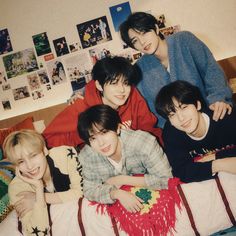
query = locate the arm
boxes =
[131,88,163,145]
[8,175,49,236]
[212,157,236,174]
[42,99,86,147]
[185,31,232,120]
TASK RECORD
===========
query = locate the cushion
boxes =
[0,160,15,223]
[0,117,34,159]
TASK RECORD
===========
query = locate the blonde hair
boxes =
[3,129,46,163]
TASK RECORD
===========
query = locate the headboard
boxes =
[0,103,67,129]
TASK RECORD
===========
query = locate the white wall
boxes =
[0,0,236,120]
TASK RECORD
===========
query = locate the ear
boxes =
[117,123,121,135]
[95,80,103,92]
[197,101,202,111]
[43,146,49,156]
[155,24,160,35]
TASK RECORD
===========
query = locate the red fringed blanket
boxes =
[91,178,181,236]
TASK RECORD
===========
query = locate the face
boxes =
[13,146,48,180]
[97,76,131,110]
[128,28,160,54]
[168,98,203,136]
[89,125,121,159]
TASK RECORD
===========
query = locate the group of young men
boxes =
[3,12,236,235]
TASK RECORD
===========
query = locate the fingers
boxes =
[210,102,232,121]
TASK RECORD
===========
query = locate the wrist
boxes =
[110,189,121,200]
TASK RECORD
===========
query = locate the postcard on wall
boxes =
[46,59,67,85]
[3,48,39,79]
[0,28,13,55]
[37,69,50,84]
[109,1,131,32]
[77,16,112,49]
[89,45,112,65]
[2,99,11,110]
[64,53,92,92]
[69,42,82,53]
[157,14,166,29]
[160,24,181,37]
[32,32,52,56]
[0,71,7,85]
[27,73,41,91]
[13,86,30,100]
[53,37,70,57]
[32,90,44,100]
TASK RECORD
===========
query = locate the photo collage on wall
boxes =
[0,1,181,113]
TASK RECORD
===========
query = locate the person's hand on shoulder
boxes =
[67,90,84,105]
[209,101,232,121]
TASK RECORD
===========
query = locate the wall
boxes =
[0,0,236,121]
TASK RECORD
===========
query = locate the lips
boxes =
[101,145,111,153]
[144,43,151,51]
[181,120,191,129]
[28,167,40,177]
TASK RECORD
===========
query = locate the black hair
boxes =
[155,81,206,119]
[119,12,165,49]
[77,104,121,145]
[92,56,139,88]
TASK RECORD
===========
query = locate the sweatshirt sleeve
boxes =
[131,88,163,145]
[8,179,50,236]
[43,99,87,147]
[184,31,232,105]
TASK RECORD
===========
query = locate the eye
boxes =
[131,38,138,45]
[17,160,24,165]
[89,136,95,142]
[180,104,188,110]
[168,112,175,119]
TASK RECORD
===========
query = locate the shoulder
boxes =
[163,121,185,144]
[49,146,77,160]
[78,145,97,163]
[136,54,156,67]
[121,129,156,147]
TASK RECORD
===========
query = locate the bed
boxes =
[0,102,236,236]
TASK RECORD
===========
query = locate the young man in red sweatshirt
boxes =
[43,56,162,148]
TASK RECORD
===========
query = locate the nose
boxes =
[117,82,125,92]
[25,159,33,170]
[176,110,184,121]
[96,135,104,146]
[139,36,145,46]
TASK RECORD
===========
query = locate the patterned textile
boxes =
[0,161,15,222]
[92,178,181,236]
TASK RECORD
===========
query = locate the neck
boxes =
[102,96,119,110]
[191,112,206,138]
[43,163,51,184]
[109,139,122,163]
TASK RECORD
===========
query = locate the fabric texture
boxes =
[79,129,172,204]
[163,108,236,183]
[43,80,162,148]
[8,146,83,236]
[93,178,181,236]
[0,160,15,223]
[136,31,232,128]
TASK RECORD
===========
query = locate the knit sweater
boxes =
[136,31,232,128]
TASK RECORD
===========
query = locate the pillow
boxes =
[0,117,34,159]
[0,160,15,223]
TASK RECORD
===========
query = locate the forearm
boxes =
[45,192,62,204]
[212,157,236,174]
[107,175,146,187]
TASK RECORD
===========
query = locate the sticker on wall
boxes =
[160,24,181,37]
[3,48,39,79]
[13,86,30,100]
[53,37,70,57]
[0,71,7,85]
[2,99,11,110]
[69,42,82,53]
[77,16,112,49]
[44,53,55,61]
[109,2,132,32]
[32,90,44,100]
[89,45,112,65]
[2,83,11,91]
[157,14,166,29]
[32,32,52,56]
[27,73,41,91]
[46,59,67,85]
[0,28,13,55]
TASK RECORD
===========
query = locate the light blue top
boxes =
[136,31,233,128]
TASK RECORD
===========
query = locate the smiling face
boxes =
[88,124,121,160]
[168,98,205,137]
[13,145,48,180]
[128,28,160,55]
[96,75,131,110]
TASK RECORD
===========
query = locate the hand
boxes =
[113,189,143,213]
[106,175,124,188]
[209,101,232,121]
[67,91,84,105]
[14,191,36,218]
[120,120,132,130]
[196,153,215,162]
[16,167,43,188]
